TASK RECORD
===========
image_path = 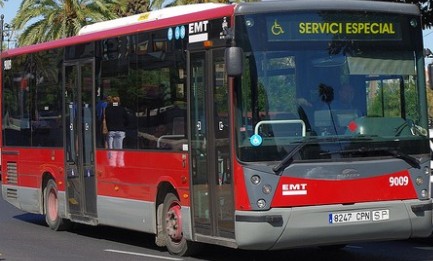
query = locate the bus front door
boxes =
[63,60,97,222]
[190,49,234,240]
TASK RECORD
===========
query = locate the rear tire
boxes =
[162,193,198,256]
[44,179,71,231]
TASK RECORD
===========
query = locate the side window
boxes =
[3,50,64,148]
[3,55,32,146]
[32,50,64,147]
[97,29,187,151]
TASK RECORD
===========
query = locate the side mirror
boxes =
[225,47,243,77]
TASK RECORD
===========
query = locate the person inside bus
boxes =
[105,96,129,149]
[96,95,110,148]
[104,96,129,166]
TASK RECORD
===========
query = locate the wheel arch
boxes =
[156,181,179,208]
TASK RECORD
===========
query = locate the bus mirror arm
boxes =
[225,47,243,77]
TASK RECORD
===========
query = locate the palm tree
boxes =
[115,0,150,16]
[12,0,120,46]
[0,0,7,8]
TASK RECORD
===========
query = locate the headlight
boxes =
[415,176,424,186]
[262,184,272,194]
[421,189,429,198]
[257,199,267,209]
[251,175,261,185]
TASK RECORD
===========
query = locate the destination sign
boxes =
[299,22,396,35]
[267,13,402,41]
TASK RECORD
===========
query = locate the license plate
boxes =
[329,209,390,224]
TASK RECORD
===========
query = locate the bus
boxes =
[1,0,432,256]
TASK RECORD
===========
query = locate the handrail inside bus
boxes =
[157,135,185,148]
[254,120,306,137]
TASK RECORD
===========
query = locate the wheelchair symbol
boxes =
[250,134,263,147]
[271,20,285,36]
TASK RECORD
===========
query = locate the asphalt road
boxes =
[1,195,433,261]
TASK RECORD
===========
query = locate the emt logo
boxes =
[282,183,307,196]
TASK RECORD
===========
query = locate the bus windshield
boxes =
[234,11,429,163]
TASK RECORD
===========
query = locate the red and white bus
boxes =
[1,0,432,256]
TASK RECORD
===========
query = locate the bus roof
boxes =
[235,0,420,16]
[78,3,231,35]
[0,1,419,59]
[1,3,234,58]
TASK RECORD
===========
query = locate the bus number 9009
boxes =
[389,176,409,187]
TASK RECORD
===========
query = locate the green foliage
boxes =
[426,86,433,121]
[381,0,433,29]
[367,77,420,122]
[0,0,9,7]
[114,0,150,16]
[12,0,120,46]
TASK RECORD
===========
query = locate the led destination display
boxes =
[267,13,402,41]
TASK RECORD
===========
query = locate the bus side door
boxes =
[189,48,234,239]
[63,60,97,222]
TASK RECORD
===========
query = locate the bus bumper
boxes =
[234,199,433,250]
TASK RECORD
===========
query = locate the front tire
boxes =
[44,179,71,231]
[162,193,197,256]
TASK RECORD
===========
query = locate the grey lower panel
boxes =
[182,206,192,240]
[2,185,192,238]
[2,185,42,214]
[58,191,67,218]
[2,185,68,219]
[235,199,433,250]
[97,195,156,233]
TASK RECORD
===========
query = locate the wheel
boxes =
[44,179,71,231]
[162,193,198,256]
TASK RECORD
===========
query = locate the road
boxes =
[0,196,433,261]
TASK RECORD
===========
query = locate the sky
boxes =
[1,1,19,27]
[1,0,20,49]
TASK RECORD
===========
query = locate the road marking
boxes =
[414,247,433,251]
[105,249,183,260]
[346,245,363,249]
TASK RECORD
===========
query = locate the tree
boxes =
[8,0,433,47]
[0,0,6,8]
[412,0,433,28]
[12,0,120,46]
[381,0,432,29]
[115,0,150,16]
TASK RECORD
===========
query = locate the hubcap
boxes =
[47,188,58,221]
[165,202,182,242]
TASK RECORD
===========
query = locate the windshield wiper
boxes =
[322,147,420,169]
[387,149,420,169]
[272,142,306,174]
[272,138,330,174]
[272,137,378,175]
